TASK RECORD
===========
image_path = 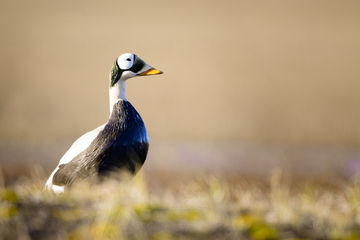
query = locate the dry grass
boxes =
[1,167,360,240]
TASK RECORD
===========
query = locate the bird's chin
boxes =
[121,71,137,80]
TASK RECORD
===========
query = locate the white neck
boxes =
[109,80,127,112]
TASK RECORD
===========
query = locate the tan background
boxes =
[1,0,360,183]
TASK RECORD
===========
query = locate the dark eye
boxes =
[126,58,131,61]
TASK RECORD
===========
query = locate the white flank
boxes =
[51,185,65,194]
[45,124,106,193]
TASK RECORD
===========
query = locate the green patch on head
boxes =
[109,61,123,87]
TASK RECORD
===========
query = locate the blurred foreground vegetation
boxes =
[1,168,360,240]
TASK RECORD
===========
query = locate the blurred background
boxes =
[1,0,360,186]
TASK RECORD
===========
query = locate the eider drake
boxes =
[45,53,163,193]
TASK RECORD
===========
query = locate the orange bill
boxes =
[138,68,163,76]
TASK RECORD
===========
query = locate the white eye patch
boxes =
[117,53,134,70]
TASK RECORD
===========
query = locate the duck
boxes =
[45,53,163,193]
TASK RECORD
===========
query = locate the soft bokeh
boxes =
[1,0,360,184]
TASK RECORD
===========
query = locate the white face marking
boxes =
[117,53,134,70]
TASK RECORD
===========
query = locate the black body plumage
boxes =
[52,100,149,187]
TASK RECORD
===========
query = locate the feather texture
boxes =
[52,100,149,187]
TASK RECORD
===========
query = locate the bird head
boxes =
[109,53,163,87]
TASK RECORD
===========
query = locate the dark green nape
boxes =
[109,61,123,87]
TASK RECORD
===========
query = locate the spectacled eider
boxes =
[45,53,163,193]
